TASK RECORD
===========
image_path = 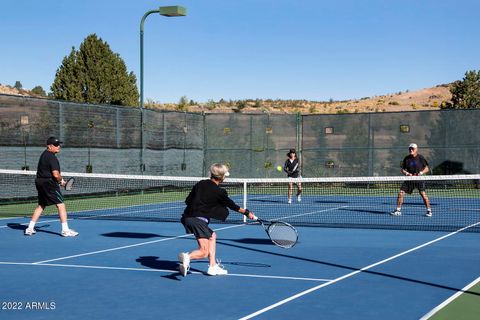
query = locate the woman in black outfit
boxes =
[283,148,302,204]
[178,164,256,277]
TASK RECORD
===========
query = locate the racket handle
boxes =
[243,209,257,220]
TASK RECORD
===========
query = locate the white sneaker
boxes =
[61,229,79,237]
[297,195,301,202]
[390,210,401,216]
[288,198,292,204]
[178,252,190,277]
[207,263,228,276]
[425,211,432,217]
[24,228,36,236]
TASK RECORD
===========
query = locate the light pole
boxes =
[139,5,187,172]
[20,115,29,170]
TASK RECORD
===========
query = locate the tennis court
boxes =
[1,170,479,319]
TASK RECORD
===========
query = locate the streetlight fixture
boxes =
[139,5,187,172]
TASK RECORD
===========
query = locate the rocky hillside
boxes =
[1,83,452,114]
[0,84,46,98]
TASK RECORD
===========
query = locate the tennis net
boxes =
[1,169,479,232]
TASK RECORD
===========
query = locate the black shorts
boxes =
[35,178,64,207]
[181,216,213,239]
[400,181,426,194]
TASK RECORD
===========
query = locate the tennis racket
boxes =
[63,177,75,191]
[254,217,298,249]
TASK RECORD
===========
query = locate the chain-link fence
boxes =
[1,94,479,177]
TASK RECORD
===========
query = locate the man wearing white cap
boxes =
[178,163,256,277]
[391,143,432,217]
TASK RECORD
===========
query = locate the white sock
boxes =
[427,208,432,212]
[61,222,69,232]
[28,221,36,230]
[396,207,401,211]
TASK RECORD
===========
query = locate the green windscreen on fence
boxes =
[1,94,479,177]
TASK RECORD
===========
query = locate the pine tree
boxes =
[13,81,23,90]
[51,48,83,102]
[31,85,47,96]
[51,34,139,106]
[447,70,480,109]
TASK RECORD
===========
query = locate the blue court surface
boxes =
[1,206,479,320]
[1,188,480,320]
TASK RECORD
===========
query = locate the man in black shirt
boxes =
[24,137,78,237]
[178,163,255,277]
[391,143,432,217]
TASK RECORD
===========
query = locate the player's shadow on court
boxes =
[381,202,439,206]
[314,200,350,204]
[136,255,271,280]
[345,208,431,217]
[343,208,393,215]
[7,223,61,236]
[250,199,284,203]
[221,237,275,245]
[102,232,168,239]
[193,260,271,268]
[136,256,200,280]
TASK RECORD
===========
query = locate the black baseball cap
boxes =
[46,136,63,146]
[287,148,296,156]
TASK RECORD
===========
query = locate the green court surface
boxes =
[428,280,480,320]
[0,191,185,218]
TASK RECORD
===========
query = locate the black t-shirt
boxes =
[401,154,428,175]
[36,149,61,180]
[183,179,240,221]
[284,158,300,178]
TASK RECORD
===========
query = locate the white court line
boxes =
[32,224,245,264]
[0,216,26,221]
[228,273,331,282]
[75,205,185,219]
[0,203,185,227]
[0,261,331,282]
[32,205,348,264]
[420,275,480,319]
[245,205,348,223]
[278,206,348,221]
[0,261,179,273]
[239,221,480,320]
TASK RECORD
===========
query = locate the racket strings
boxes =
[65,178,75,191]
[267,222,298,248]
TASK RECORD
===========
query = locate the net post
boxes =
[243,181,247,223]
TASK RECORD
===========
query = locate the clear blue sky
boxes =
[1,0,479,103]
